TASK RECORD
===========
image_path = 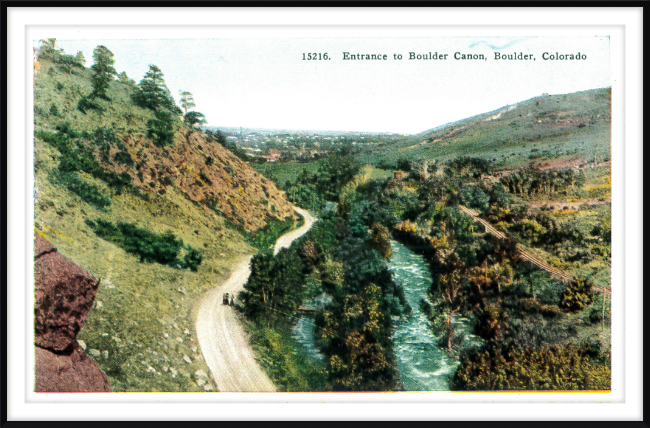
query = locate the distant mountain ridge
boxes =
[355,87,611,168]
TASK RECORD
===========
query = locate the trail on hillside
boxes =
[195,207,317,392]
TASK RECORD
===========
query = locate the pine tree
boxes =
[179,91,196,115]
[183,111,207,129]
[146,110,176,147]
[117,71,134,85]
[38,38,57,51]
[90,45,117,100]
[75,51,85,66]
[132,65,182,114]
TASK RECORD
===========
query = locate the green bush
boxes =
[58,172,111,209]
[146,110,176,147]
[396,157,412,172]
[587,306,604,325]
[77,96,105,114]
[49,104,59,117]
[530,272,564,305]
[560,276,594,312]
[85,219,202,270]
[459,184,490,212]
[114,151,134,167]
[180,246,203,272]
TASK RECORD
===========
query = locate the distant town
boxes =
[205,126,406,163]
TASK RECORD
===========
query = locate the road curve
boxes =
[274,207,317,255]
[195,207,317,392]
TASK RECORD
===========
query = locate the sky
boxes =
[50,36,610,134]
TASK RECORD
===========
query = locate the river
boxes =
[291,239,471,391]
[388,239,457,391]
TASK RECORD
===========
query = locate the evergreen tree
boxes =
[90,45,117,100]
[183,111,207,129]
[75,51,85,66]
[179,90,196,114]
[118,71,134,85]
[146,110,176,147]
[39,38,57,49]
[132,65,182,114]
[38,38,57,56]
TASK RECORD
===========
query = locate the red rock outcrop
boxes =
[34,234,112,392]
[35,343,112,393]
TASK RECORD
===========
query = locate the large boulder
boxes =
[34,235,99,351]
[34,343,111,393]
[34,234,112,392]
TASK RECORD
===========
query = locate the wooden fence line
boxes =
[458,205,610,295]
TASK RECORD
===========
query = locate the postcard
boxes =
[6,6,643,422]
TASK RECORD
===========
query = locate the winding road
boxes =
[195,207,317,392]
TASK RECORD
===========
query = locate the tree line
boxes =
[38,40,208,148]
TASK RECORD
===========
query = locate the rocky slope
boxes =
[99,131,294,231]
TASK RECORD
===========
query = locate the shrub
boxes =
[500,315,569,349]
[591,218,611,242]
[375,159,395,170]
[114,151,134,167]
[146,110,176,148]
[560,276,594,312]
[368,223,392,260]
[181,246,203,271]
[452,344,611,391]
[475,304,505,340]
[49,104,59,117]
[446,156,493,178]
[396,157,412,172]
[77,96,104,114]
[530,272,564,305]
[512,219,547,244]
[247,216,296,250]
[85,219,202,270]
[58,173,111,209]
[587,306,604,325]
[459,184,490,212]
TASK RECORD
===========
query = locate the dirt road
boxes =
[195,207,316,392]
[274,207,317,255]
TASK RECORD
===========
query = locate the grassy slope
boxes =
[33,58,292,391]
[35,60,153,134]
[356,88,611,169]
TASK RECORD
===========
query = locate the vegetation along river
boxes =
[292,239,474,391]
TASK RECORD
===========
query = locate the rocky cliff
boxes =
[34,234,111,392]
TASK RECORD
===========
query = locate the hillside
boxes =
[357,88,611,169]
[33,48,297,391]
